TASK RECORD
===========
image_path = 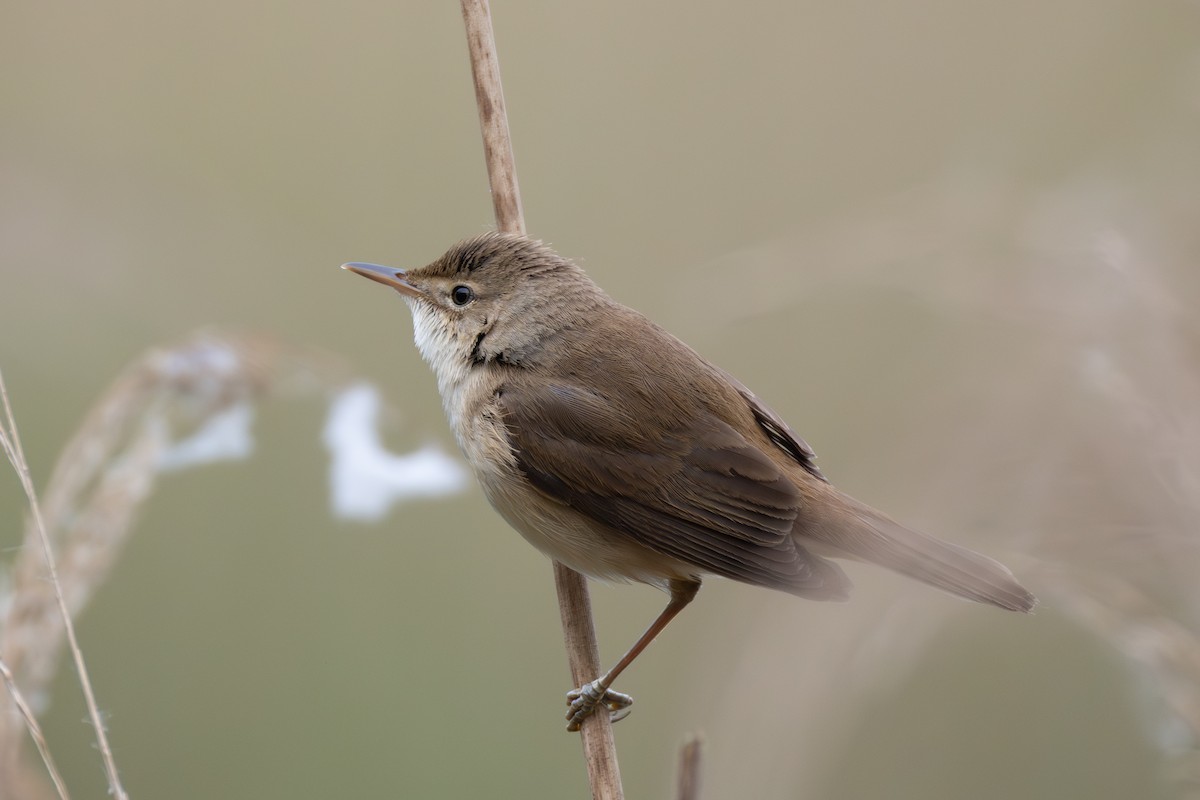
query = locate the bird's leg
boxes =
[566,578,700,732]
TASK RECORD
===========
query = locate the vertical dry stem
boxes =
[675,735,703,800]
[460,0,525,236]
[0,370,129,800]
[0,658,70,800]
[1,333,345,797]
[553,562,625,799]
[458,2,624,798]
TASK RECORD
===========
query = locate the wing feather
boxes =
[499,381,849,598]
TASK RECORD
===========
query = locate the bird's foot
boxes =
[565,680,633,732]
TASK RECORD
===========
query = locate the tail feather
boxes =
[805,493,1037,613]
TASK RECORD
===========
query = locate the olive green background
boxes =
[3,1,1198,798]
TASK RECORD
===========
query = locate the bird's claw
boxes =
[565,680,633,731]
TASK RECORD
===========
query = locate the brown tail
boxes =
[803,492,1037,613]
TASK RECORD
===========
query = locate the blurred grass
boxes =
[3,0,1199,798]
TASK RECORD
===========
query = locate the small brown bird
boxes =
[343,232,1035,730]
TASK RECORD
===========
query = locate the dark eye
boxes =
[450,285,474,306]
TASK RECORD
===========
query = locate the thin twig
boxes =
[0,657,71,800]
[458,3,625,799]
[0,369,130,800]
[459,0,525,235]
[553,562,625,799]
[675,735,703,800]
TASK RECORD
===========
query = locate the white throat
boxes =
[407,299,472,423]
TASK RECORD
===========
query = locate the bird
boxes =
[342,231,1036,730]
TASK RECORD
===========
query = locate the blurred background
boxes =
[3,0,1199,797]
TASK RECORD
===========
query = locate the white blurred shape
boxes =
[159,403,255,471]
[323,382,468,521]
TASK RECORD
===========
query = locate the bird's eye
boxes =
[450,285,475,306]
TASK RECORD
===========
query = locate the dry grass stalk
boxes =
[0,330,349,798]
[458,1,625,798]
[460,0,525,235]
[0,657,69,800]
[675,735,703,800]
[1,367,127,800]
[1046,567,1200,790]
[684,180,1200,797]
[553,562,626,799]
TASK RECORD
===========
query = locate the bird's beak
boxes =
[340,262,425,300]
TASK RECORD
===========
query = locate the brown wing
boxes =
[498,380,849,599]
[715,367,827,482]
